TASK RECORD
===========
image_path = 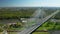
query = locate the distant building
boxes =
[21,18,27,23]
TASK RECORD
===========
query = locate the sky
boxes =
[0,0,60,7]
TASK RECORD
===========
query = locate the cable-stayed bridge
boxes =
[18,9,59,34]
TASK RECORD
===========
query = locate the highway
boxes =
[18,10,59,34]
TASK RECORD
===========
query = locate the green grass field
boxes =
[32,21,60,34]
[37,22,56,31]
[32,32,49,34]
